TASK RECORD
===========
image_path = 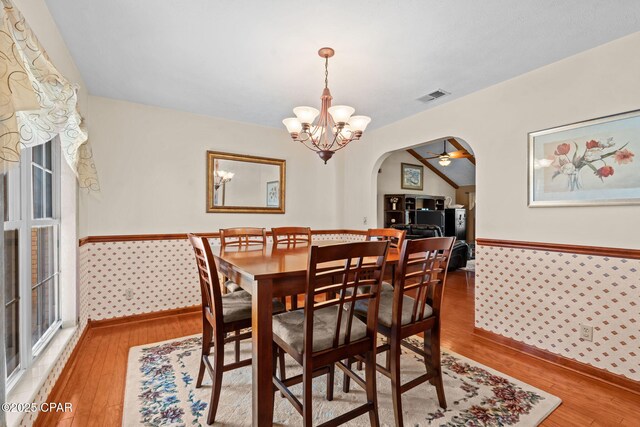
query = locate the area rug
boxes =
[123,335,560,426]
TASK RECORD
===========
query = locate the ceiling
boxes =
[45,1,640,129]
[412,139,475,186]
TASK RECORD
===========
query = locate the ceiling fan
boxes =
[423,139,473,166]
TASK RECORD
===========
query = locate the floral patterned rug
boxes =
[123,335,560,426]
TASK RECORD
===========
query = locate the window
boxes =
[3,139,61,385]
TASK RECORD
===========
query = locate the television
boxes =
[415,210,444,228]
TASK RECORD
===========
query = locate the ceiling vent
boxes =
[418,89,450,103]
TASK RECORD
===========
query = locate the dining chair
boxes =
[271,226,312,309]
[366,228,406,251]
[219,227,267,247]
[366,228,406,288]
[346,236,455,427]
[188,234,285,425]
[219,227,268,293]
[271,241,390,426]
[271,226,312,246]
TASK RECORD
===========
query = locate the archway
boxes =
[374,136,477,260]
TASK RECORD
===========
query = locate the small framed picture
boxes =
[529,109,640,207]
[266,181,280,207]
[401,163,424,190]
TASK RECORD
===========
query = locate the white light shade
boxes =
[438,157,451,167]
[334,124,352,139]
[282,117,302,134]
[293,106,320,124]
[348,115,371,132]
[328,105,355,124]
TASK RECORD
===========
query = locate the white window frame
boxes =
[4,138,62,392]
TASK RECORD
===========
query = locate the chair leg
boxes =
[326,363,335,401]
[430,327,447,409]
[390,338,404,427]
[273,344,286,398]
[302,361,314,427]
[278,346,286,383]
[365,349,380,427]
[272,344,278,376]
[357,359,363,371]
[197,320,212,388]
[342,357,353,393]
[206,332,225,425]
[234,330,240,363]
[290,294,298,310]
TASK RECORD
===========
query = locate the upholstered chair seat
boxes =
[224,280,242,293]
[354,289,433,328]
[273,306,367,354]
[222,290,285,323]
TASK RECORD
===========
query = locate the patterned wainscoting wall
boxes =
[476,244,640,382]
[80,232,367,321]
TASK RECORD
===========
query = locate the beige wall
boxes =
[376,150,456,227]
[341,32,640,249]
[81,96,344,236]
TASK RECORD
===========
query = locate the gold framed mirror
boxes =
[206,151,286,213]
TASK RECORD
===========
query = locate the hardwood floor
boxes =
[36,271,640,426]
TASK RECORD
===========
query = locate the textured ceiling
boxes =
[413,139,476,186]
[45,0,640,129]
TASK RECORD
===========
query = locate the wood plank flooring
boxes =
[35,272,640,426]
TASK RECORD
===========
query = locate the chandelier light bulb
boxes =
[334,124,352,139]
[328,105,355,124]
[310,126,323,140]
[293,106,320,125]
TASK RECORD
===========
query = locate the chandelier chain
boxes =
[324,56,329,88]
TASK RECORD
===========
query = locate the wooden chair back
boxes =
[366,228,406,251]
[219,227,267,247]
[304,241,389,356]
[188,234,223,326]
[271,226,312,247]
[393,237,455,327]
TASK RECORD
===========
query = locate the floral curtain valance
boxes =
[0,0,99,191]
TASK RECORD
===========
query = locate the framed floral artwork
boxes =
[266,180,279,207]
[401,163,424,190]
[529,109,640,207]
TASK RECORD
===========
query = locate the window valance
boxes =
[0,0,99,191]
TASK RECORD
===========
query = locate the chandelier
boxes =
[212,169,234,206]
[213,170,234,190]
[282,47,371,163]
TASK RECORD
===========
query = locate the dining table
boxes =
[211,240,399,426]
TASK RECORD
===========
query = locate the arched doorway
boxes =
[375,136,476,257]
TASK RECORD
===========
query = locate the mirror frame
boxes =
[206,151,286,214]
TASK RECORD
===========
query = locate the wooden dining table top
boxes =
[211,240,399,280]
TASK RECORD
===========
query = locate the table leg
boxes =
[252,279,274,426]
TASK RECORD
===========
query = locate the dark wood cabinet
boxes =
[383,194,445,227]
[444,208,466,241]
